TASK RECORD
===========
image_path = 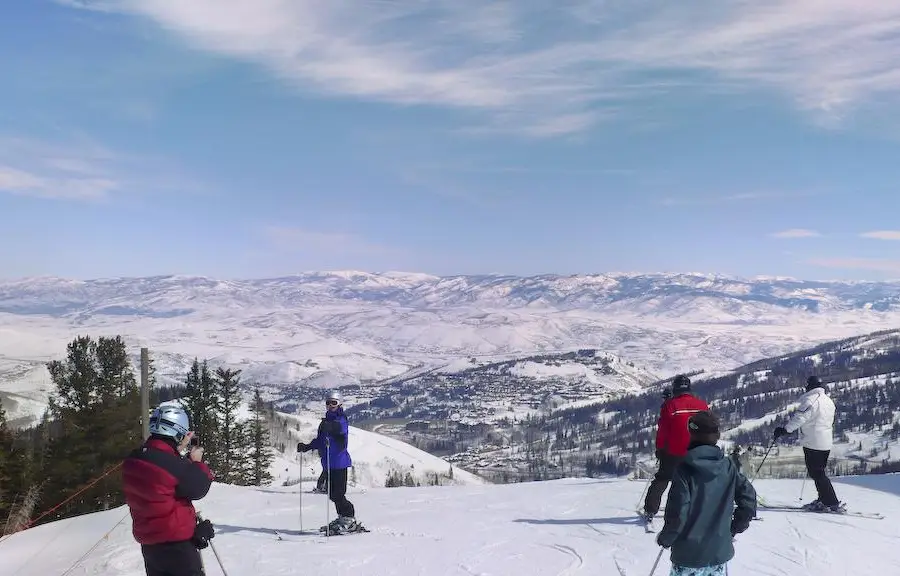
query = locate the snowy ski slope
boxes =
[271,412,485,488]
[3,474,899,575]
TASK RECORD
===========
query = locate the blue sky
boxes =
[2,1,900,281]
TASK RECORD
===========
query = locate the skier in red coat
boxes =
[641,375,709,523]
[123,404,215,576]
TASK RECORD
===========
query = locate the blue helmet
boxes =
[149,404,190,443]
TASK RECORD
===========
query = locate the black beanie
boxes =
[806,376,823,391]
[688,410,721,446]
[672,374,691,394]
[689,411,720,435]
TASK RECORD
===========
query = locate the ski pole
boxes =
[326,436,331,538]
[799,476,807,503]
[636,476,652,512]
[649,547,664,576]
[298,450,303,532]
[634,461,655,512]
[209,540,230,576]
[749,439,777,483]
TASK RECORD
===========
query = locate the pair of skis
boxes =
[757,502,884,520]
[636,506,884,534]
[272,522,370,541]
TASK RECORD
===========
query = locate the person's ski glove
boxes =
[297,442,313,452]
[656,533,672,549]
[192,519,215,549]
[773,427,788,440]
[321,419,342,436]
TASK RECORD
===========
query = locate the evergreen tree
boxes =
[41,335,141,520]
[246,387,274,486]
[213,367,244,483]
[183,359,218,462]
[0,409,42,534]
[0,400,11,519]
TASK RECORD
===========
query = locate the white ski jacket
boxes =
[785,387,836,451]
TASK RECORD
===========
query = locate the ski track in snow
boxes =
[4,475,900,575]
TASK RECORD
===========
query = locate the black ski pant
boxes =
[803,447,839,506]
[141,540,205,576]
[644,452,683,516]
[328,467,355,518]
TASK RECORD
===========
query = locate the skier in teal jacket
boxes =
[656,411,757,576]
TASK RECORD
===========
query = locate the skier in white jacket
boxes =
[773,376,844,513]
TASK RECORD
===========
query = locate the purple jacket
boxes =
[308,408,352,470]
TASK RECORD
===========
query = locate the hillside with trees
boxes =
[373,329,900,483]
[0,335,275,536]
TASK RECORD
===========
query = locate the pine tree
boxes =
[213,367,244,484]
[182,359,220,470]
[246,387,274,486]
[0,400,11,519]
[41,335,141,521]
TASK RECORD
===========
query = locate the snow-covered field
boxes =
[3,474,899,575]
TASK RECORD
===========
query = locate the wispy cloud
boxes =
[860,230,900,240]
[0,136,121,200]
[263,225,402,257]
[0,134,208,201]
[808,257,900,274]
[770,229,821,238]
[658,191,806,207]
[60,0,900,137]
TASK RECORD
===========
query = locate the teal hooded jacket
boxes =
[656,444,758,568]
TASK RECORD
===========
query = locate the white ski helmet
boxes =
[325,390,342,405]
[149,404,190,443]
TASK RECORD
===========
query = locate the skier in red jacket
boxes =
[123,404,215,576]
[641,374,709,523]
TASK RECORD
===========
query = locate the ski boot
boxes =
[804,500,847,514]
[319,516,367,535]
[800,499,822,511]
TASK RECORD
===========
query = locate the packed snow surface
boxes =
[3,475,900,575]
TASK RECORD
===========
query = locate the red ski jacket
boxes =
[655,393,709,456]
[122,438,214,545]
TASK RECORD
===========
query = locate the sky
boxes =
[2,1,900,281]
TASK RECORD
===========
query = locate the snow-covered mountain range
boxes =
[2,271,900,425]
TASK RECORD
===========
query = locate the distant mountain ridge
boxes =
[2,271,900,429]
[2,271,900,315]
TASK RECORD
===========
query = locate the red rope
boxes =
[20,462,124,532]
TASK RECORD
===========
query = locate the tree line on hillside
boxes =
[512,337,900,480]
[369,332,900,484]
[0,336,275,535]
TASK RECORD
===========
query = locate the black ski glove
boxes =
[297,442,312,453]
[192,518,215,549]
[321,419,342,436]
[731,519,749,536]
[773,427,788,440]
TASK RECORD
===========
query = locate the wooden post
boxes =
[141,347,150,439]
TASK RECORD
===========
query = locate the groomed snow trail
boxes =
[3,475,900,575]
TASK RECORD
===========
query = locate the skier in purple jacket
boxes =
[298,390,358,533]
